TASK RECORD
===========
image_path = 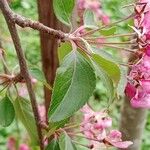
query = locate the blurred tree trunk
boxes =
[119,98,147,150]
[119,47,148,150]
[37,0,69,123]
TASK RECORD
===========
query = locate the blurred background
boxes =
[0,0,150,149]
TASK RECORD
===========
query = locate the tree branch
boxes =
[0,0,67,40]
[0,0,44,149]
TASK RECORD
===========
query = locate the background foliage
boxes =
[0,0,150,149]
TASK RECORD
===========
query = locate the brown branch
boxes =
[0,0,67,40]
[0,0,44,149]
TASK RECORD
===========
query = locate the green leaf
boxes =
[45,139,60,150]
[83,10,98,29]
[93,62,114,100]
[0,95,15,127]
[46,118,69,138]
[29,68,52,90]
[49,51,96,122]
[100,26,116,36]
[13,96,38,144]
[92,47,120,83]
[58,42,72,63]
[53,0,75,26]
[59,132,77,150]
[117,67,128,96]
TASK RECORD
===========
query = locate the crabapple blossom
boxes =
[7,137,30,150]
[81,105,133,149]
[126,55,150,108]
[125,0,150,108]
[7,137,16,150]
[19,144,30,150]
[77,0,110,25]
[104,130,133,149]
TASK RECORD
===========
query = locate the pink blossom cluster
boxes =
[7,137,30,150]
[81,105,133,149]
[125,0,150,108]
[134,0,150,54]
[126,55,150,108]
[77,0,110,25]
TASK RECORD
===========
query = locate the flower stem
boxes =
[68,133,101,142]
[95,44,136,53]
[85,33,136,40]
[81,13,135,37]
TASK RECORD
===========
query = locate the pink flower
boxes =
[7,137,16,150]
[126,54,150,108]
[77,0,110,25]
[101,14,110,25]
[87,1,100,10]
[105,130,133,148]
[140,79,150,92]
[130,88,150,108]
[125,83,136,99]
[19,144,30,150]
[77,0,85,9]
[81,105,133,149]
[146,46,150,56]
[81,105,111,140]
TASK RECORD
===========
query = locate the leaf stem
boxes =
[81,13,135,37]
[68,133,101,142]
[75,42,92,56]
[87,40,134,45]
[91,43,136,53]
[63,124,80,130]
[85,33,136,40]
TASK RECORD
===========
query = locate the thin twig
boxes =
[0,0,44,149]
[82,13,135,37]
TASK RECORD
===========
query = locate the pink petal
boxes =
[131,94,150,108]
[101,15,110,25]
[81,104,94,114]
[111,141,133,148]
[146,46,150,56]
[125,83,136,99]
[19,144,30,150]
[106,130,122,142]
[140,79,150,93]
[7,137,16,150]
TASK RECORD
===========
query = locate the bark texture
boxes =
[119,95,147,150]
[37,0,69,121]
[119,32,148,150]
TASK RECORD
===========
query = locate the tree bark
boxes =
[119,29,148,149]
[119,97,147,150]
[37,0,69,122]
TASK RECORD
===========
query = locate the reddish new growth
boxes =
[125,0,150,108]
[80,105,133,149]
